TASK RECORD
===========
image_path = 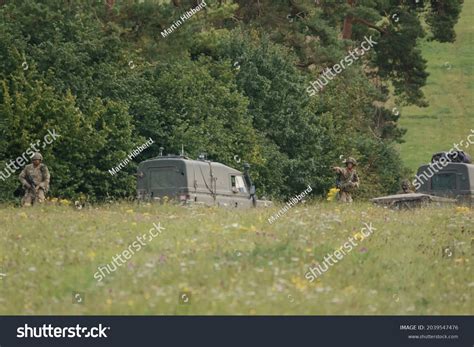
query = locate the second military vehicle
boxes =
[372,151,474,208]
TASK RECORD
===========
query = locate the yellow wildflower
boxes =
[291,276,308,291]
[327,187,340,201]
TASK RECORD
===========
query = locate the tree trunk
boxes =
[342,15,353,39]
[342,0,355,39]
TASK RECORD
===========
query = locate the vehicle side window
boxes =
[231,175,247,193]
[431,173,457,190]
[235,176,247,193]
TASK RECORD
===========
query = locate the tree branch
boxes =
[352,17,387,35]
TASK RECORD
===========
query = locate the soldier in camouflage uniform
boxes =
[332,157,360,203]
[398,179,414,194]
[19,152,50,206]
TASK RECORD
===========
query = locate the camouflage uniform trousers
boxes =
[22,188,46,206]
[337,190,353,203]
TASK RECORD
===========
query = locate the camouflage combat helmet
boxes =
[344,157,357,166]
[32,152,43,161]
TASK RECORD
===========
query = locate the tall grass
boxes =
[0,202,471,315]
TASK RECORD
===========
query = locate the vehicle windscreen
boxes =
[149,167,178,189]
[431,173,457,190]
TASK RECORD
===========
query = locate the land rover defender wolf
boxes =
[137,154,267,207]
[413,162,474,204]
[372,152,474,208]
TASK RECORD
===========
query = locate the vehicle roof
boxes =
[139,156,243,175]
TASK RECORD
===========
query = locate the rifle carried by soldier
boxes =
[24,172,37,200]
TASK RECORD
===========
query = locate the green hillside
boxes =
[399,0,474,171]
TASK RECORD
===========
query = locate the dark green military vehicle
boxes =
[372,160,474,209]
[137,154,270,208]
[415,162,474,203]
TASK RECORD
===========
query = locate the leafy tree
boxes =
[0,0,138,201]
[233,0,463,106]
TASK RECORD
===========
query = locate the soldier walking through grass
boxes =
[332,157,360,203]
[19,152,50,206]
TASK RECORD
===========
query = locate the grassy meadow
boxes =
[398,0,474,171]
[0,202,472,315]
